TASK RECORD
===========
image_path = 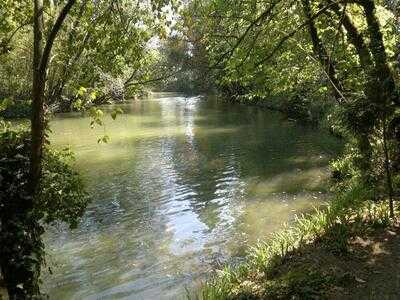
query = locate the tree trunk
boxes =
[383,117,395,218]
[30,0,77,196]
[0,268,9,300]
[301,0,344,103]
[331,1,398,189]
[360,0,398,107]
[0,0,77,297]
[329,2,380,106]
[30,0,45,198]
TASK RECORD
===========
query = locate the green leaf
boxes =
[90,91,97,100]
[0,98,14,112]
[111,108,123,120]
[77,87,87,97]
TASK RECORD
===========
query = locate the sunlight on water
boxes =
[42,94,342,299]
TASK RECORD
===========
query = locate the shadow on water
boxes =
[42,95,342,299]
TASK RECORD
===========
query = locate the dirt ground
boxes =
[280,223,400,299]
[334,224,400,299]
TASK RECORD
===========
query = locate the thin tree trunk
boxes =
[30,0,77,196]
[383,117,395,218]
[328,3,379,181]
[301,0,344,103]
[30,0,45,197]
[360,0,399,106]
[0,268,9,300]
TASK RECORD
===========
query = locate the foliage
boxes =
[181,0,399,131]
[0,128,89,298]
[151,33,214,94]
[0,1,31,55]
[0,1,178,297]
[38,148,87,228]
[0,99,31,119]
[0,0,399,298]
[0,0,177,110]
[182,0,400,213]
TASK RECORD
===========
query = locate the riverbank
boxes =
[217,89,335,126]
[200,186,399,299]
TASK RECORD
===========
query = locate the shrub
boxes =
[0,100,31,119]
[0,127,89,298]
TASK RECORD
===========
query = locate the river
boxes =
[42,94,341,299]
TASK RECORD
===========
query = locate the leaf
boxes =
[73,99,82,110]
[111,108,123,120]
[90,91,97,100]
[96,109,104,118]
[0,98,14,112]
[77,86,87,97]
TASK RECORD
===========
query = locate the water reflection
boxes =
[43,94,342,299]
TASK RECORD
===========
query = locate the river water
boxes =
[42,94,341,299]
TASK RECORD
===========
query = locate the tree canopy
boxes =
[0,0,399,298]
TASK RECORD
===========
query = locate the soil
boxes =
[279,223,400,299]
[334,224,400,299]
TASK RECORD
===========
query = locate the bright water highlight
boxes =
[43,94,341,299]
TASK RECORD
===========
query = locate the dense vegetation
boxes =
[179,0,400,207]
[0,0,174,298]
[0,0,399,299]
[0,124,88,298]
[1,1,188,109]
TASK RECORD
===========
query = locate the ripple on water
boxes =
[43,95,342,299]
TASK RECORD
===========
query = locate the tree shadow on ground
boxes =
[262,222,400,299]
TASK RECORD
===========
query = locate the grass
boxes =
[196,183,395,299]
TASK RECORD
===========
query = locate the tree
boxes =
[188,0,398,214]
[31,0,77,197]
[1,1,176,297]
[0,1,79,298]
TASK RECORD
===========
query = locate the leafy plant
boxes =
[0,128,89,297]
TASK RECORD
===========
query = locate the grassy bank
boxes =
[196,184,398,299]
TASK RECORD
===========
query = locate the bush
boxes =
[0,100,31,119]
[0,127,89,298]
[280,84,332,125]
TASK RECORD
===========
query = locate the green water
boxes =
[43,94,342,299]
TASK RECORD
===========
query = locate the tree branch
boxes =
[125,68,184,87]
[254,0,344,68]
[39,0,76,76]
[211,0,282,69]
[0,21,32,54]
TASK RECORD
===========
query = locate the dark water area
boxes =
[43,94,342,299]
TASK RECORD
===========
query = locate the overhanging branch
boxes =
[39,0,77,75]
